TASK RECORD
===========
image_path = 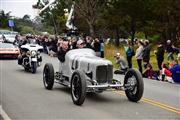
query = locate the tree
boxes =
[74,0,106,36]
[0,10,11,28]
[153,0,180,43]
[22,15,31,21]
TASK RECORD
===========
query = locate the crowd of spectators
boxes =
[115,39,180,84]
[14,34,104,58]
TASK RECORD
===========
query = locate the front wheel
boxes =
[31,62,37,73]
[71,70,86,105]
[43,63,54,90]
[124,68,144,102]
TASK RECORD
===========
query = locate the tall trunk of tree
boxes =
[131,18,136,45]
[115,27,120,47]
[145,34,148,39]
[171,24,177,42]
[51,14,57,35]
[88,22,95,37]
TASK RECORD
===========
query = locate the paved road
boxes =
[0,54,179,119]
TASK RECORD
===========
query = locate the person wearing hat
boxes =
[166,40,174,61]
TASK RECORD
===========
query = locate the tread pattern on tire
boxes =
[71,70,86,105]
[124,68,144,102]
[43,63,54,90]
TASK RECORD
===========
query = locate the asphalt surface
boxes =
[0,54,180,119]
[0,115,3,120]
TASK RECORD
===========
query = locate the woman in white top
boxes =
[135,41,144,73]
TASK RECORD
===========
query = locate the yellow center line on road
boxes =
[114,91,180,114]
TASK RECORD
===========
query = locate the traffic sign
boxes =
[8,20,14,27]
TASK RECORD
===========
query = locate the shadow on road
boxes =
[0,57,17,60]
[52,86,129,104]
[15,67,42,74]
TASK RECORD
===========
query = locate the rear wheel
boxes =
[71,70,86,105]
[43,63,54,90]
[24,67,29,71]
[124,68,144,102]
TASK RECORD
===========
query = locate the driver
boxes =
[18,35,31,65]
[57,40,69,62]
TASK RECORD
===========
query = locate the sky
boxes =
[0,0,39,18]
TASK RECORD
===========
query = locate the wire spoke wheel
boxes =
[126,76,138,95]
[71,70,86,105]
[72,75,81,101]
[43,63,54,90]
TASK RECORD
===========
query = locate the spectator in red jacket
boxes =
[162,62,173,83]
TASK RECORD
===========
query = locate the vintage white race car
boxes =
[43,48,144,105]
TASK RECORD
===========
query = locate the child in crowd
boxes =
[143,63,157,79]
[161,62,174,83]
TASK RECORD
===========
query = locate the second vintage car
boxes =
[0,42,20,58]
[43,48,144,105]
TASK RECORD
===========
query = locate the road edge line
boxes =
[0,105,11,120]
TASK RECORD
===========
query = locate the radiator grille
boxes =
[96,65,113,83]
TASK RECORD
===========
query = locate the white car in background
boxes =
[3,34,16,43]
[0,29,18,43]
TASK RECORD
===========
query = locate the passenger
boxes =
[76,39,85,49]
[57,40,69,62]
[170,60,180,83]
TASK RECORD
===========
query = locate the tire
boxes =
[18,57,22,65]
[43,63,54,90]
[31,62,37,73]
[71,70,86,105]
[124,68,144,102]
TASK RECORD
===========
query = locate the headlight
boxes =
[26,51,31,56]
[31,51,37,56]
[37,51,41,55]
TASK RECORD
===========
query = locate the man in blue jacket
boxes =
[170,60,180,83]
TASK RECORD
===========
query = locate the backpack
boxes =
[126,47,135,57]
